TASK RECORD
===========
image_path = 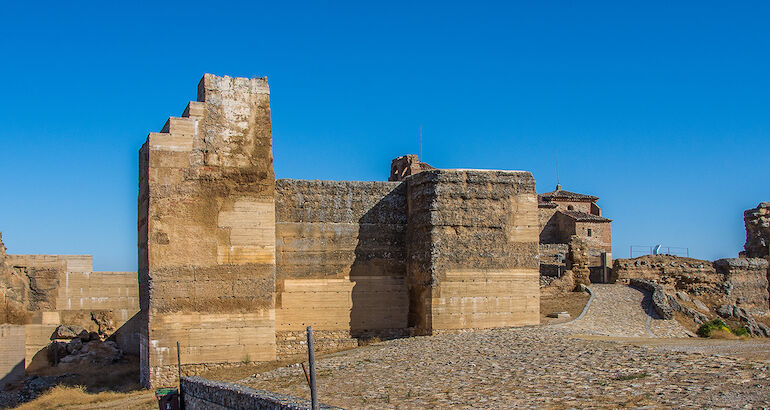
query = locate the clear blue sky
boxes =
[1,1,767,270]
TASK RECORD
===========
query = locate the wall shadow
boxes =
[635,286,661,320]
[1,360,25,388]
[349,182,410,341]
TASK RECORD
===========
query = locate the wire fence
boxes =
[629,245,690,258]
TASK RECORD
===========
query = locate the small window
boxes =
[567,205,574,210]
[587,228,592,237]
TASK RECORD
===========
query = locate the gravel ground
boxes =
[237,285,770,408]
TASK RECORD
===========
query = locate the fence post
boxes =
[177,341,184,410]
[307,326,319,410]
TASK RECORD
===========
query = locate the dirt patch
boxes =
[14,386,155,410]
[540,291,590,324]
[28,354,141,393]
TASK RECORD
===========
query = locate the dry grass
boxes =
[709,329,741,340]
[357,336,382,347]
[540,291,590,323]
[14,385,155,410]
[30,355,142,393]
[8,355,155,409]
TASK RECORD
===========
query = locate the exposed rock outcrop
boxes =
[744,202,770,259]
[613,255,768,317]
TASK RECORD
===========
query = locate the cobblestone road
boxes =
[239,301,770,408]
[559,284,690,338]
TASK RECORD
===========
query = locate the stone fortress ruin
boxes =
[2,73,768,401]
[139,74,550,387]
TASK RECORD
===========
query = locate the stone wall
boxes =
[539,244,568,277]
[180,376,336,409]
[139,74,277,387]
[274,179,408,353]
[613,255,769,317]
[538,205,560,244]
[713,258,769,317]
[0,248,140,368]
[3,255,137,319]
[0,325,25,388]
[406,170,540,333]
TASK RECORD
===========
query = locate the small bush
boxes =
[697,319,750,338]
[732,326,749,337]
[697,319,729,338]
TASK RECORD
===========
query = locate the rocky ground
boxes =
[238,284,770,408]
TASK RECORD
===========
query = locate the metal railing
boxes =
[629,245,690,258]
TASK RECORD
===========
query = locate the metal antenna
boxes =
[419,124,423,161]
[554,149,560,187]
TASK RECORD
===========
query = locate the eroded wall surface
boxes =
[613,255,769,317]
[139,74,276,387]
[406,170,540,333]
[744,203,770,259]
[5,255,138,321]
[274,179,408,354]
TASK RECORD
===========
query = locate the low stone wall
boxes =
[629,279,673,319]
[180,376,338,409]
[613,255,769,317]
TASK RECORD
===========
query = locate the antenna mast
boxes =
[419,125,423,161]
[554,149,560,186]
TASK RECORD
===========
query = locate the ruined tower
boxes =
[406,170,540,332]
[139,74,277,387]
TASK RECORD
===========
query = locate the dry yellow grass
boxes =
[14,385,155,410]
[709,328,741,340]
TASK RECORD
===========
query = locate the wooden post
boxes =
[177,341,184,410]
[307,326,319,410]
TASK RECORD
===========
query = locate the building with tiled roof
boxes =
[538,184,612,283]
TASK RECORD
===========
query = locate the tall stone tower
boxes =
[138,74,277,387]
[406,170,540,333]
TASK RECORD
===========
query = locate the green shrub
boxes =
[697,319,729,338]
[732,326,749,337]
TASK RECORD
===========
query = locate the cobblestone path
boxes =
[559,284,690,338]
[239,326,770,408]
